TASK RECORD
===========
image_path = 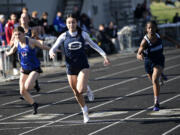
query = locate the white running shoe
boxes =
[87,85,94,101]
[83,111,89,123]
[13,68,19,76]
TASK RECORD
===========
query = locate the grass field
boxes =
[150,1,180,23]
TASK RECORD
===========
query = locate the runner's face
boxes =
[146,23,156,35]
[14,31,24,41]
[66,17,77,32]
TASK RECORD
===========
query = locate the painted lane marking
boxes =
[95,55,180,80]
[16,113,64,120]
[89,111,128,118]
[0,116,180,131]
[18,77,180,135]
[1,63,180,124]
[1,54,180,107]
[88,94,180,135]
[149,108,180,116]
[0,85,69,106]
[162,124,180,135]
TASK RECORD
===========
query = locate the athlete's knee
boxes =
[76,86,86,94]
[24,82,34,90]
[152,77,159,85]
[74,91,81,98]
[20,89,26,96]
[74,90,84,98]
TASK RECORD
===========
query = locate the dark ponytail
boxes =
[13,26,25,33]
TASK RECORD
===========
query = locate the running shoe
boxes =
[19,96,24,100]
[159,76,164,86]
[153,103,160,111]
[160,74,168,86]
[83,111,90,123]
[161,73,168,81]
[87,85,94,101]
[32,102,38,115]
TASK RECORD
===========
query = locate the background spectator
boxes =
[80,13,92,32]
[5,13,18,45]
[40,12,53,35]
[30,11,45,36]
[53,11,66,36]
[0,14,6,46]
[106,21,119,52]
[96,24,115,54]
[173,12,180,23]
[5,13,19,75]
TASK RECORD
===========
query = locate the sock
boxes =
[154,96,159,104]
[81,105,88,113]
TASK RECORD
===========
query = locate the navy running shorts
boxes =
[21,67,43,75]
[66,65,89,75]
[144,56,165,74]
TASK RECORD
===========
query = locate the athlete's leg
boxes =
[147,73,152,81]
[20,71,39,114]
[152,66,163,111]
[67,75,86,108]
[77,69,90,123]
[24,71,39,91]
[77,68,89,94]
[86,85,94,101]
[19,73,34,104]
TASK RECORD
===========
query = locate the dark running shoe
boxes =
[153,103,160,111]
[161,73,168,81]
[19,96,24,100]
[32,102,38,115]
[34,80,40,92]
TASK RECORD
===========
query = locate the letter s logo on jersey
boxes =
[68,41,82,50]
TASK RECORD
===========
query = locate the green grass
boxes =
[150,2,180,23]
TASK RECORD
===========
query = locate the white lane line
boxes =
[1,53,180,107]
[1,62,180,122]
[95,55,180,80]
[95,65,143,80]
[47,76,67,83]
[1,116,179,131]
[0,121,53,125]
[47,49,180,83]
[47,53,136,82]
[48,59,138,82]
[88,94,180,135]
[18,76,180,135]
[162,124,180,135]
[0,85,69,106]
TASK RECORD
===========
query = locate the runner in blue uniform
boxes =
[6,26,50,114]
[137,21,180,111]
[49,14,110,123]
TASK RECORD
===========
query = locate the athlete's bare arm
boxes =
[5,41,18,56]
[137,39,147,61]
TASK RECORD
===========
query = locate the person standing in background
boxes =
[5,13,19,75]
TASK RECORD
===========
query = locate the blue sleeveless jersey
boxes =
[63,31,89,68]
[143,33,164,59]
[17,37,40,70]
